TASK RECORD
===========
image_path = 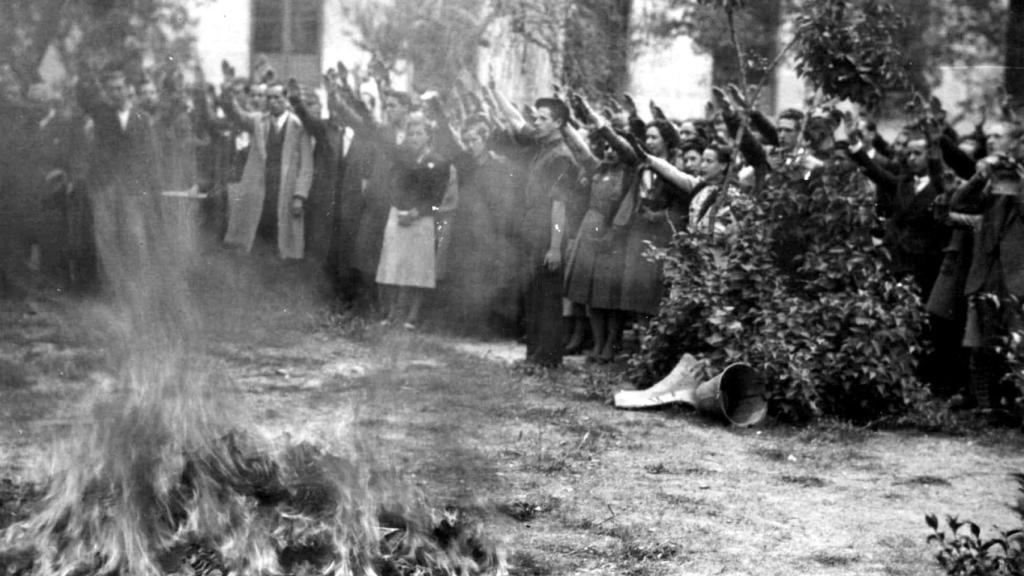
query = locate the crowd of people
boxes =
[1,57,1022,418]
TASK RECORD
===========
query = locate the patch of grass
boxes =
[895,475,951,487]
[507,550,552,576]
[780,475,828,488]
[809,550,860,566]
[654,492,723,516]
[752,446,790,461]
[800,420,872,444]
[681,465,717,476]
[644,462,670,475]
[496,495,560,522]
[622,542,681,563]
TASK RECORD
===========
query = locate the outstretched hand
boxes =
[649,99,666,121]
[570,91,598,126]
[625,133,648,161]
[622,93,637,116]
[726,83,749,111]
[710,87,733,117]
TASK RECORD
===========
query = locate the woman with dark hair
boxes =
[561,95,639,362]
[690,143,739,234]
[675,141,705,176]
[616,118,695,318]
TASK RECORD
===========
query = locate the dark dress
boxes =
[564,163,631,310]
[619,167,688,315]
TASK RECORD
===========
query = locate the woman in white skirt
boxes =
[375,112,451,328]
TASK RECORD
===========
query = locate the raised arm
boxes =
[559,122,599,173]
[490,85,528,132]
[287,80,327,144]
[647,155,698,193]
[749,110,780,147]
[843,126,899,195]
[218,90,257,133]
[938,133,976,180]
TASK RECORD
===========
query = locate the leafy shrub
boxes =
[926,474,1024,575]
[629,168,930,423]
[999,297,1024,417]
[792,0,909,108]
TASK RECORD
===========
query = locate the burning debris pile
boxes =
[0,189,504,576]
[0,425,504,576]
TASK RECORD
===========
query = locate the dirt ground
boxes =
[1,295,1023,576]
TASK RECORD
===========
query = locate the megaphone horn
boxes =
[614,356,767,427]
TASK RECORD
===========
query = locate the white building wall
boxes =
[191,0,251,83]
[628,0,712,121]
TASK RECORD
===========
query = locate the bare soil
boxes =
[1,297,1022,576]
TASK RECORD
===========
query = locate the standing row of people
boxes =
[3,60,1023,414]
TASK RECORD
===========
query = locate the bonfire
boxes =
[0,198,505,576]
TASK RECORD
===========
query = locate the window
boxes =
[251,0,322,85]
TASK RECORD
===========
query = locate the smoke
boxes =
[0,146,505,575]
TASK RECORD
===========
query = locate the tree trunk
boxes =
[1006,0,1024,105]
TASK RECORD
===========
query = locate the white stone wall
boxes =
[191,0,251,83]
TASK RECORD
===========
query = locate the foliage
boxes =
[559,0,631,96]
[926,474,1024,575]
[791,0,909,109]
[0,0,196,89]
[351,0,493,92]
[629,168,930,423]
[351,0,630,101]
[998,296,1024,417]
[638,0,782,89]
[643,0,1010,112]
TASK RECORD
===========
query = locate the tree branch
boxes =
[727,6,748,93]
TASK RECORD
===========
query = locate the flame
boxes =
[0,190,505,575]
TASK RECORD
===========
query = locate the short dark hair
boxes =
[707,143,733,165]
[778,108,804,127]
[680,140,706,156]
[534,97,569,127]
[646,119,682,152]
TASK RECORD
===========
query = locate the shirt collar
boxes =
[914,174,930,193]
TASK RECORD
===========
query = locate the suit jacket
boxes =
[952,172,1024,297]
[851,147,949,275]
[223,107,313,259]
[77,90,160,197]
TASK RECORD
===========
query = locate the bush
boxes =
[629,166,931,423]
[926,474,1024,575]
[999,297,1024,417]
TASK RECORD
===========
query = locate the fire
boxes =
[0,194,505,576]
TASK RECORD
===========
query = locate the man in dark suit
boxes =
[847,128,949,297]
[76,66,163,303]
